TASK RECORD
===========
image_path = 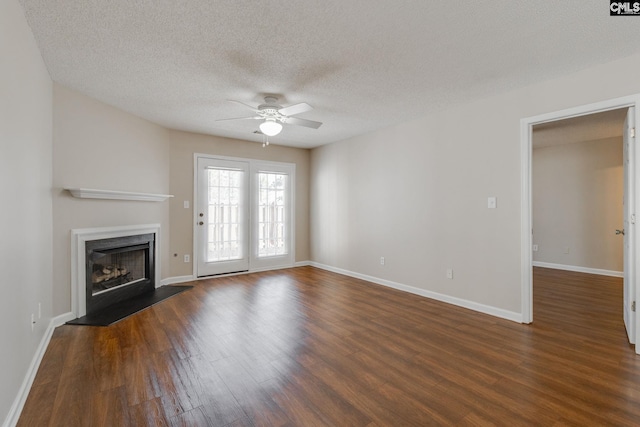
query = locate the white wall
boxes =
[0,0,53,424]
[533,137,623,273]
[52,84,171,315]
[310,52,640,317]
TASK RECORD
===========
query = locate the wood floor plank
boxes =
[128,396,170,427]
[272,360,372,426]
[15,383,56,427]
[168,406,212,427]
[17,266,640,426]
[46,327,99,426]
[306,357,420,427]
[89,386,132,427]
[185,356,247,426]
[30,332,68,388]
[263,377,332,427]
[121,343,162,407]
[212,356,291,427]
[93,333,124,392]
[149,350,197,419]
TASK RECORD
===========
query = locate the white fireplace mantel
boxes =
[71,224,161,318]
[65,187,173,202]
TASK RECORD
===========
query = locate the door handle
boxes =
[198,221,204,226]
[616,229,625,235]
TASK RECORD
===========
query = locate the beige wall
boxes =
[310,52,640,316]
[52,84,171,315]
[0,0,53,423]
[533,137,623,272]
[168,130,310,277]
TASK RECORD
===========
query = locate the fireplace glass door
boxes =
[90,245,147,295]
[85,233,155,315]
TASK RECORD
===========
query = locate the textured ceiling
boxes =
[18,1,640,148]
[533,108,628,149]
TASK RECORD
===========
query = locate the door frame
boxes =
[623,108,636,343]
[193,153,296,278]
[520,94,640,351]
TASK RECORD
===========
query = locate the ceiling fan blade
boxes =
[228,100,259,112]
[278,102,313,116]
[215,116,262,122]
[285,116,323,129]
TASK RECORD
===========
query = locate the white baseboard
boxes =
[160,275,195,286]
[247,264,297,274]
[294,260,311,267]
[307,262,523,323]
[532,261,623,278]
[160,262,312,286]
[52,312,76,325]
[3,312,74,427]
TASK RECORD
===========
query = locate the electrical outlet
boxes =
[184,200,190,209]
[532,244,538,252]
[446,268,453,279]
[184,254,190,263]
[380,257,385,265]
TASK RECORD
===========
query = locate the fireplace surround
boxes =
[71,224,161,318]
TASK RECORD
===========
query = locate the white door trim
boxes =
[624,107,636,343]
[520,94,640,351]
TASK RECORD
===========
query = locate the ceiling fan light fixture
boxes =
[259,119,282,136]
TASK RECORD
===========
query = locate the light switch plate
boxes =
[488,197,497,209]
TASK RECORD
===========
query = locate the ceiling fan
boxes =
[217,96,323,138]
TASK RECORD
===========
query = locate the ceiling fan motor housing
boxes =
[258,97,283,120]
[257,97,285,122]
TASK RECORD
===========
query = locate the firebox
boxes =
[85,233,155,315]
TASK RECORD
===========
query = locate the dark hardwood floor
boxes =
[17,266,640,426]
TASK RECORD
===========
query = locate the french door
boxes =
[250,162,295,271]
[196,155,295,277]
[196,157,250,276]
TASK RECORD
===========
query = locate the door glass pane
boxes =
[257,172,287,257]
[207,167,244,262]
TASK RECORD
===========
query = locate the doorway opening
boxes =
[194,154,296,277]
[521,95,640,352]
[531,109,627,339]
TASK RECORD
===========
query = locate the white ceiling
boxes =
[533,108,628,149]
[17,1,640,149]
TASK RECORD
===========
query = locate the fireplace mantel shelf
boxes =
[65,188,174,202]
